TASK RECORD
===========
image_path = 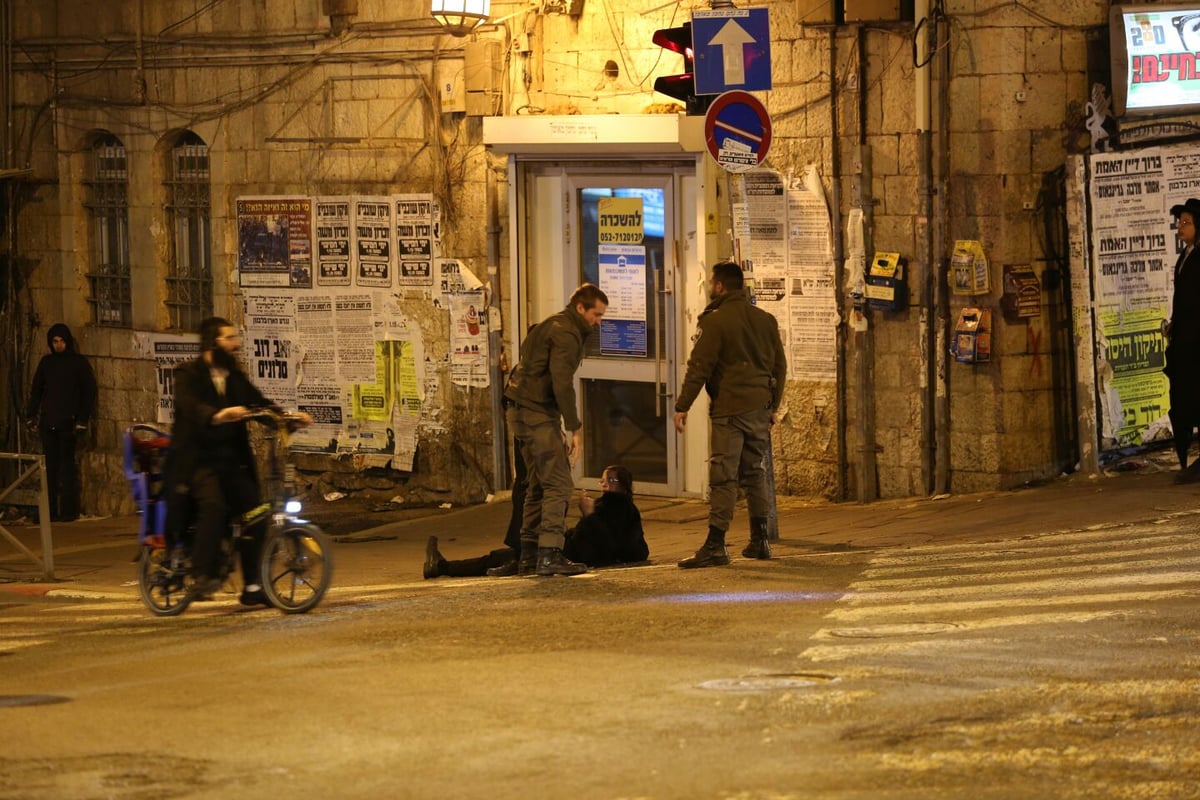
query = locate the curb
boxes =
[0,583,129,601]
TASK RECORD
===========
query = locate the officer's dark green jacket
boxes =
[504,303,593,431]
[676,288,787,417]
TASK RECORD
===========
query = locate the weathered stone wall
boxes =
[8,0,495,515]
[2,0,1158,509]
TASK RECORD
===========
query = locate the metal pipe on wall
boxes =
[134,0,146,103]
[486,162,509,493]
[829,26,846,502]
[932,4,950,493]
[852,26,878,503]
[915,0,934,494]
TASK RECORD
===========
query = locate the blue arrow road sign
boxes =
[692,8,772,95]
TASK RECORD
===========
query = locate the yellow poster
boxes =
[597,196,644,245]
[395,339,420,415]
[351,342,396,421]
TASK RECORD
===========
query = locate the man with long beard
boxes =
[166,317,311,604]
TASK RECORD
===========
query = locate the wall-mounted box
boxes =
[844,0,898,21]
[797,0,837,24]
[952,307,992,364]
[843,0,913,22]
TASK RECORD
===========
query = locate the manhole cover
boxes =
[828,621,963,638]
[698,673,840,692]
[0,694,71,708]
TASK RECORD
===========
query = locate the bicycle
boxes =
[127,409,334,616]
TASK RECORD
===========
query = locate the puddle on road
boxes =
[698,673,841,692]
[827,621,964,638]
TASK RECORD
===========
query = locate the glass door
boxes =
[568,175,677,495]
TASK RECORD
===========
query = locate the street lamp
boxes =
[431,0,491,36]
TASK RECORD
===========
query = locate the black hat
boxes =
[1171,198,1200,218]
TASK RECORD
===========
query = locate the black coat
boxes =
[1166,246,1200,418]
[27,323,96,430]
[563,491,649,567]
[164,357,276,537]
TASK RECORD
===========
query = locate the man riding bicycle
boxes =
[165,317,312,606]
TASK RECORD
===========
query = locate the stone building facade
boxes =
[0,0,1134,515]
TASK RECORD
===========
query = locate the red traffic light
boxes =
[652,22,711,114]
[652,23,694,59]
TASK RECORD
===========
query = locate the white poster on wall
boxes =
[242,292,298,408]
[449,290,489,388]
[1088,147,1173,447]
[149,334,200,424]
[786,166,838,383]
[733,166,837,383]
[315,197,352,287]
[353,197,394,288]
[396,194,435,291]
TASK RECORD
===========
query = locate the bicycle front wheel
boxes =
[260,525,333,614]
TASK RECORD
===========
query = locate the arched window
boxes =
[165,131,212,331]
[84,133,130,327]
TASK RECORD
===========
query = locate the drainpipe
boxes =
[852,26,878,503]
[829,27,846,501]
[915,0,935,493]
[932,4,950,493]
[134,0,146,103]
[486,165,508,493]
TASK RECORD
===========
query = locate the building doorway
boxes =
[518,163,692,496]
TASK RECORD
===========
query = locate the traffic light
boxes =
[652,23,713,116]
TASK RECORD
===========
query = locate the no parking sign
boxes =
[703,90,772,173]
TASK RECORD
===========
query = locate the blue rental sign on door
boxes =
[598,245,648,357]
[692,8,772,95]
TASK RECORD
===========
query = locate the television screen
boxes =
[1110,3,1200,116]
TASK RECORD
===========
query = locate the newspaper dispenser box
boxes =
[864,251,907,312]
[951,307,991,364]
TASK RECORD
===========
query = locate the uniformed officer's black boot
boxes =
[517,537,538,576]
[678,526,730,569]
[535,547,587,576]
[485,553,519,577]
[742,516,772,560]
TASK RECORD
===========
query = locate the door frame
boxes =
[504,153,714,498]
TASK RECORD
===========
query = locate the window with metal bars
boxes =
[165,131,212,332]
[83,134,131,327]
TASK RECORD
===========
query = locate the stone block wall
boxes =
[0,0,1166,508]
[5,1,497,515]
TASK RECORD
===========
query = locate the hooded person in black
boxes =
[26,323,97,522]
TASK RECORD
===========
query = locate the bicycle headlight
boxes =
[284,499,303,515]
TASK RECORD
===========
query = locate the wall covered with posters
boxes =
[143,194,490,484]
[0,0,1139,511]
[1086,145,1194,450]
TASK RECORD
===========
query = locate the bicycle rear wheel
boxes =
[260,525,333,614]
[137,545,192,617]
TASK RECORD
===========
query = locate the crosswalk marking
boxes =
[803,521,1200,662]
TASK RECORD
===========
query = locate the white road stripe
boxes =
[801,525,1200,663]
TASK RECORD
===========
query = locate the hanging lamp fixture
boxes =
[431,0,491,36]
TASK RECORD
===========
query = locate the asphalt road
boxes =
[2,508,1199,799]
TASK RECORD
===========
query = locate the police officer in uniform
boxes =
[674,261,787,567]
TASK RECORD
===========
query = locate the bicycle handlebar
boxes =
[243,407,309,433]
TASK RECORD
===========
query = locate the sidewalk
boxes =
[2,455,1199,601]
